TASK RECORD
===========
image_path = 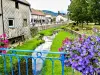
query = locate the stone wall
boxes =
[36,23,67,31]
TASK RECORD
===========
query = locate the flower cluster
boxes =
[0,34,9,54]
[59,36,100,75]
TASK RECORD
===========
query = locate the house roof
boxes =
[12,0,30,6]
[31,9,45,16]
[19,0,30,5]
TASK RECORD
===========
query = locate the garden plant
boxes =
[59,35,100,75]
[0,34,9,54]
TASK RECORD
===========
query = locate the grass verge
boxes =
[41,31,81,75]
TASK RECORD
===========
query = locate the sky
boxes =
[26,0,70,13]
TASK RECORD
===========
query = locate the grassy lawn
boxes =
[51,31,75,53]
[41,31,81,75]
[38,25,66,36]
[16,35,44,50]
[39,28,56,36]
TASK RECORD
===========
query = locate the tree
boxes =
[68,0,92,26]
[68,0,89,26]
[68,0,81,25]
[88,0,100,24]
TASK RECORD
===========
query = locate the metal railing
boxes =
[0,48,67,75]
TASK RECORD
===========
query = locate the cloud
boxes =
[26,0,70,13]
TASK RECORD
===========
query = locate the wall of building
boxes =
[31,14,46,25]
[0,0,4,35]
[2,0,31,39]
[0,16,3,35]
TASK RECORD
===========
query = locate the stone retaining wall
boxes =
[36,23,67,31]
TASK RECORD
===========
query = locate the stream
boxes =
[32,33,57,74]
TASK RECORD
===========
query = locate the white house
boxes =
[56,15,67,23]
[31,9,46,26]
[45,14,53,24]
[0,0,31,43]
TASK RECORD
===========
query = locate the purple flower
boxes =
[93,59,99,63]
[98,52,100,56]
[97,72,100,75]
[59,35,100,75]
[90,52,95,56]
[96,36,100,42]
[91,41,95,45]
[77,66,83,71]
[72,62,78,68]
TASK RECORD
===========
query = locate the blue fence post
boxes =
[9,56,14,75]
[32,58,36,75]
[17,56,21,75]
[24,57,28,75]
[61,54,65,75]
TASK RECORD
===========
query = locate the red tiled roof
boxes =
[31,9,45,16]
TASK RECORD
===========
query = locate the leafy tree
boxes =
[88,0,100,24]
[68,0,97,26]
[68,0,89,26]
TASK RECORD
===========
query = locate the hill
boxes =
[42,10,66,16]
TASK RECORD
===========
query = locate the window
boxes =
[8,19,14,27]
[23,19,27,27]
[15,1,19,9]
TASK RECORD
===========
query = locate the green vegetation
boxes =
[68,0,100,25]
[62,24,95,36]
[16,35,44,50]
[0,25,65,74]
[51,31,75,53]
[42,31,81,75]
[0,35,44,74]
[30,27,38,37]
[39,28,56,36]
[0,25,84,74]
[38,25,66,36]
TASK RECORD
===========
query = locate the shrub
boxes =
[30,27,38,37]
[85,27,92,30]
[74,27,79,31]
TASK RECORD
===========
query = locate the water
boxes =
[32,33,57,74]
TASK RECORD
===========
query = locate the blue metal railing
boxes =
[0,48,67,75]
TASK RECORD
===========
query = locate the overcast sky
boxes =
[26,0,70,13]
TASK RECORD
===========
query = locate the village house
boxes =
[56,12,67,24]
[31,9,46,26]
[0,0,31,43]
[45,14,53,24]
